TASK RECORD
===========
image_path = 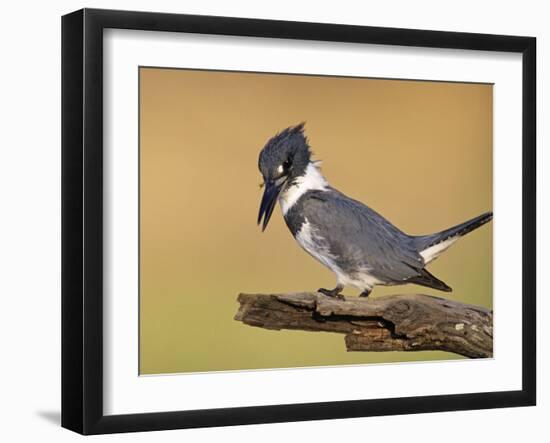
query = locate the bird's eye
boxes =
[282,159,292,171]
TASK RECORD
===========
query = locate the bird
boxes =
[256,122,493,299]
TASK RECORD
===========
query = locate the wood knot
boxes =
[389,300,411,317]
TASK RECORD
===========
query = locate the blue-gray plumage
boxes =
[257,123,493,298]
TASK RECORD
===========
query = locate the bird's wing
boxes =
[300,190,425,282]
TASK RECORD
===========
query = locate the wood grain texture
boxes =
[235,292,493,358]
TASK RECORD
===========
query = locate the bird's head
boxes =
[257,122,311,231]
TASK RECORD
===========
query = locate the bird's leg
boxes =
[318,284,345,300]
[359,288,371,298]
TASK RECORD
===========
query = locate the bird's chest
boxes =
[293,220,340,272]
[281,199,306,237]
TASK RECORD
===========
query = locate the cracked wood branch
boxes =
[234,292,493,358]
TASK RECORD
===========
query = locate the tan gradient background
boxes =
[139,67,493,375]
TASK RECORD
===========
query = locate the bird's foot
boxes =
[318,285,345,300]
[359,289,371,298]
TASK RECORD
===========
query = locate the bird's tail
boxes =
[414,211,493,264]
[407,268,452,292]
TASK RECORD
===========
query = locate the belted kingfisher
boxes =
[257,123,493,299]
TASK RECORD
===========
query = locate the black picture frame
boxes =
[62,8,536,435]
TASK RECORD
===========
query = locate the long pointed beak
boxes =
[257,179,284,231]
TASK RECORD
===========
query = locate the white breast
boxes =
[295,219,340,274]
[295,219,384,291]
[279,162,328,215]
[287,166,383,292]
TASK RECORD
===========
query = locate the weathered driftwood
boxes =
[235,292,493,358]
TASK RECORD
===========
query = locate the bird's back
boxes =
[284,188,425,284]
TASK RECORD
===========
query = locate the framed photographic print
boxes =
[61,8,536,435]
